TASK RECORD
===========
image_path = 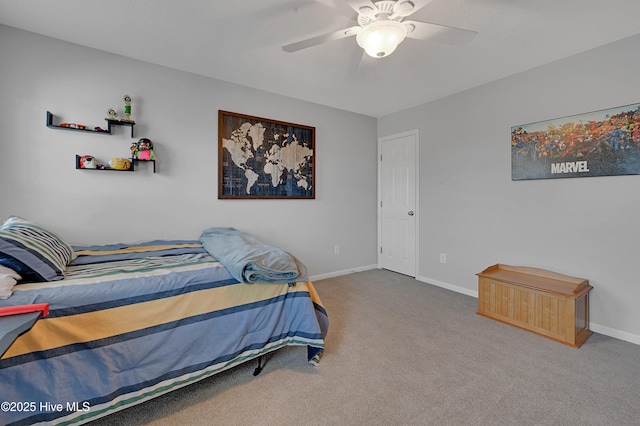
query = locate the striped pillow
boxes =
[0,216,74,282]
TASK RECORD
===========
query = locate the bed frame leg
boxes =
[253,355,264,376]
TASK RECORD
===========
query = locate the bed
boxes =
[0,217,328,425]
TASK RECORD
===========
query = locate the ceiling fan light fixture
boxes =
[356,19,407,58]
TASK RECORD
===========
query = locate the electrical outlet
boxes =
[440,253,447,264]
[334,245,340,255]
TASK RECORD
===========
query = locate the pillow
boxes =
[0,216,74,282]
[0,265,21,299]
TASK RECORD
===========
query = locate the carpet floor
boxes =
[89,269,640,425]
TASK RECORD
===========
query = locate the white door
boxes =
[378,130,418,277]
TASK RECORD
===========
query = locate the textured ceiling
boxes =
[2,0,640,117]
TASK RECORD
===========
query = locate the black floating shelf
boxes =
[47,111,135,137]
[47,111,109,134]
[106,118,135,138]
[133,159,156,173]
[75,155,134,172]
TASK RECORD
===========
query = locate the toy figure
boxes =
[123,94,132,122]
[60,123,86,129]
[106,107,118,121]
[131,138,155,161]
[79,155,97,169]
[108,158,132,170]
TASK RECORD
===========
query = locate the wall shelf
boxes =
[49,111,153,173]
[133,159,156,173]
[47,111,135,137]
[75,155,134,172]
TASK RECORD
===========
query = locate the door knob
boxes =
[408,211,414,216]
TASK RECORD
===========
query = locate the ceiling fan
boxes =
[282,0,477,59]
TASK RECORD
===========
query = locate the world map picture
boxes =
[218,111,315,199]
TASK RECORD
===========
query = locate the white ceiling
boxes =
[2,0,640,117]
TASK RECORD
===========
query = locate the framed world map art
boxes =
[218,110,315,199]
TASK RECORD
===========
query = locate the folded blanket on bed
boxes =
[199,227,307,284]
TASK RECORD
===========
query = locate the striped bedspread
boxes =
[0,241,328,425]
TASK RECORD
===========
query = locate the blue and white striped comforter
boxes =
[0,240,328,425]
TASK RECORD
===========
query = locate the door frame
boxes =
[377,129,420,277]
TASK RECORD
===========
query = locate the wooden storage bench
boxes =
[477,264,592,348]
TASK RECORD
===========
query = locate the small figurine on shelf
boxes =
[131,138,155,161]
[122,94,133,122]
[108,157,132,171]
[79,155,97,169]
[106,107,118,121]
[60,123,86,129]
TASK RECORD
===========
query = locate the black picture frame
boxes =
[218,110,315,199]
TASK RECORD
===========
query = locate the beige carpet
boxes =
[90,269,640,425]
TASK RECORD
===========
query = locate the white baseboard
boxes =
[310,264,377,282]
[589,323,640,346]
[417,275,640,347]
[417,275,478,298]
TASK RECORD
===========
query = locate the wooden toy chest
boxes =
[477,264,592,348]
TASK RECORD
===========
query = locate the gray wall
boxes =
[379,34,640,343]
[0,25,378,278]
[2,23,638,343]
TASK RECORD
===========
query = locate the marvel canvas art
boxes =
[511,103,640,180]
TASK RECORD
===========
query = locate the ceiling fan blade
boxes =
[392,0,436,18]
[346,0,378,16]
[282,26,361,53]
[404,20,477,46]
[405,0,436,14]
